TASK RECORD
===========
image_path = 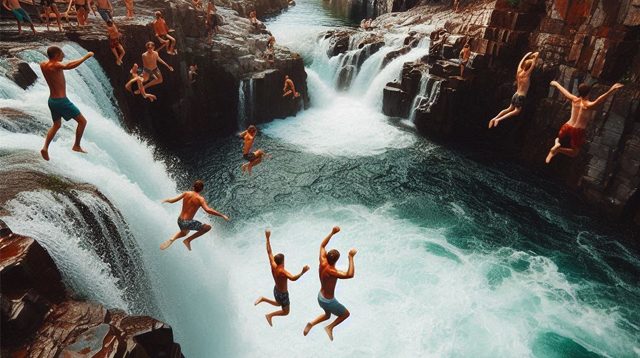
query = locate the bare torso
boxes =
[319,262,338,299]
[5,0,20,9]
[284,79,295,92]
[460,48,470,62]
[242,133,255,154]
[153,19,168,35]
[142,50,158,69]
[179,191,204,221]
[96,0,110,9]
[40,61,66,98]
[567,98,594,129]
[107,25,119,38]
[272,266,288,292]
[515,68,531,96]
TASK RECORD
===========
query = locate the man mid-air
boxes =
[240,125,267,175]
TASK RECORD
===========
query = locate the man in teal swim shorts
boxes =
[40,46,94,161]
[2,0,37,35]
[303,226,357,341]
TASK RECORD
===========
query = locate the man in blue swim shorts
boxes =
[40,46,93,161]
[303,226,357,341]
[2,0,37,35]
[160,180,230,251]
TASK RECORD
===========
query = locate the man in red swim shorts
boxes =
[546,81,624,164]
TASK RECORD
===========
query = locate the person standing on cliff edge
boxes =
[303,226,357,341]
[3,0,37,35]
[160,180,230,251]
[255,230,310,326]
[545,81,624,164]
[40,47,93,161]
[488,51,540,128]
[458,43,471,77]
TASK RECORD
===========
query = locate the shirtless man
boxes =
[124,63,157,101]
[74,0,94,26]
[124,0,133,18]
[458,43,470,77]
[303,226,357,341]
[254,230,310,326]
[95,0,112,22]
[106,20,125,65]
[153,11,177,55]
[545,81,623,163]
[40,46,93,161]
[160,180,230,251]
[139,41,173,92]
[240,125,266,175]
[41,0,63,32]
[3,0,37,35]
[488,51,540,128]
[282,75,299,98]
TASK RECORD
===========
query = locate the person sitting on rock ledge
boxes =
[40,46,93,161]
[249,10,262,28]
[41,0,63,32]
[255,230,310,327]
[160,180,230,251]
[458,43,471,77]
[545,81,624,164]
[106,20,125,66]
[282,75,300,99]
[153,11,177,55]
[488,51,539,128]
[3,0,37,35]
[125,63,157,102]
[137,41,174,93]
[240,125,267,175]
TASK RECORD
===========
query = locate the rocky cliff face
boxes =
[0,222,183,357]
[1,0,307,146]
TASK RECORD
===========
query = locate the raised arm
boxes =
[62,52,94,70]
[286,265,310,281]
[587,83,624,108]
[200,198,230,221]
[524,52,539,76]
[265,230,276,268]
[238,130,248,139]
[162,192,185,204]
[517,52,532,72]
[550,80,578,101]
[320,226,340,262]
[329,249,357,279]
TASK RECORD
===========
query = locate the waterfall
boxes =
[409,74,443,121]
[237,79,255,130]
[0,43,236,357]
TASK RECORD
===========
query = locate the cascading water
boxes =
[409,74,443,122]
[0,43,237,357]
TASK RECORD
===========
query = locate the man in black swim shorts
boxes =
[239,125,267,175]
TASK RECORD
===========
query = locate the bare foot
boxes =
[241,164,248,174]
[134,89,141,95]
[488,119,495,128]
[303,323,313,336]
[159,239,174,250]
[254,297,263,306]
[40,149,50,161]
[183,239,192,251]
[545,138,561,164]
[324,326,334,341]
[72,145,87,154]
[265,314,273,327]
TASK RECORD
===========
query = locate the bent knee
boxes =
[52,120,62,129]
[202,224,212,231]
[342,310,350,318]
[283,306,290,314]
[513,107,522,115]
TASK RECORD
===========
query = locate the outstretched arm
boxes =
[157,55,174,71]
[330,249,357,279]
[550,81,578,101]
[320,226,340,262]
[63,52,94,70]
[201,198,230,221]
[265,230,276,268]
[162,192,185,204]
[587,83,624,108]
[286,265,310,281]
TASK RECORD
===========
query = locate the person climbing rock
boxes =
[40,46,93,161]
[41,0,63,32]
[545,81,624,164]
[125,63,157,102]
[138,41,174,93]
[239,125,267,175]
[303,226,357,341]
[3,0,37,35]
[255,230,310,326]
[160,180,230,251]
[282,75,299,98]
[458,43,471,77]
[488,51,540,128]
[106,20,125,65]
[154,11,177,55]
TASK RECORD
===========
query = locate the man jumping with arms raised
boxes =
[545,81,623,163]
[303,226,357,341]
[255,230,310,326]
[40,46,93,161]
[160,180,230,251]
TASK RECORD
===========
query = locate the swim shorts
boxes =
[317,292,347,316]
[274,287,290,307]
[109,37,121,49]
[177,218,204,231]
[143,67,161,79]
[511,93,526,108]
[243,152,257,162]
[558,123,586,150]
[48,97,81,122]
[97,8,112,21]
[12,8,33,23]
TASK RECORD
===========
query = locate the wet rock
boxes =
[4,60,38,90]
